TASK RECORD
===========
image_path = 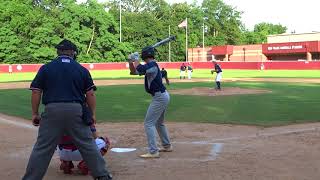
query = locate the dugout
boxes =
[262,41,320,61]
[211,45,233,61]
[211,45,267,62]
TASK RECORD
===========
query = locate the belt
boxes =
[45,100,82,105]
[58,145,78,151]
[151,89,166,96]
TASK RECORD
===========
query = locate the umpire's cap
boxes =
[55,39,78,52]
[141,46,155,60]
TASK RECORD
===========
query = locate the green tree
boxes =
[53,0,133,62]
[253,22,287,43]
[0,0,134,63]
[0,0,288,63]
[108,0,176,61]
[202,0,244,46]
[0,26,21,63]
[243,22,287,44]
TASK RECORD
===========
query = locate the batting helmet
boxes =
[141,46,155,60]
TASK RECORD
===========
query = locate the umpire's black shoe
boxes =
[95,174,113,180]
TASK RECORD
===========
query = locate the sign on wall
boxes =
[267,45,304,51]
[263,41,320,54]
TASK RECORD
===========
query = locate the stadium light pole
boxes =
[169,25,171,62]
[202,22,205,61]
[202,17,208,61]
[202,8,208,61]
[119,0,122,42]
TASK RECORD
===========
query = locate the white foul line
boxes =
[173,127,318,145]
[0,117,36,130]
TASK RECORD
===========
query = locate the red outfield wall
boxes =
[1,61,320,73]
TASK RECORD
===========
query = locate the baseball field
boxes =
[0,69,320,180]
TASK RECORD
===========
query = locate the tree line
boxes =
[0,0,287,64]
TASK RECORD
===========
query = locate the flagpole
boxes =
[186,18,188,62]
[202,22,205,61]
[169,25,171,62]
[119,0,122,42]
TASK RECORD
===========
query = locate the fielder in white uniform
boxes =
[187,63,193,79]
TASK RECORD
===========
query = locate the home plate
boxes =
[111,148,137,153]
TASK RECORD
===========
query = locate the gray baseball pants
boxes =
[144,91,171,154]
[22,103,110,180]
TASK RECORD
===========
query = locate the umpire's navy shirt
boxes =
[136,60,166,96]
[30,55,95,105]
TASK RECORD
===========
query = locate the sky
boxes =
[223,0,320,33]
[77,0,320,33]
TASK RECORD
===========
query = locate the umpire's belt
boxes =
[45,100,82,105]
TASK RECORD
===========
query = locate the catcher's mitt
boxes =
[211,70,215,74]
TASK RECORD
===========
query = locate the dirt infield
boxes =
[1,78,320,180]
[0,79,209,89]
[1,113,320,180]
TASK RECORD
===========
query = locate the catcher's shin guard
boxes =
[77,160,89,175]
[60,160,74,174]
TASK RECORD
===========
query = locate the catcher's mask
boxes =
[141,46,155,60]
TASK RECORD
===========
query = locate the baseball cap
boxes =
[55,39,78,52]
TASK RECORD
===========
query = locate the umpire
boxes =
[22,39,112,180]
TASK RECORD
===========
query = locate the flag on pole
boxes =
[178,18,187,28]
[178,18,188,62]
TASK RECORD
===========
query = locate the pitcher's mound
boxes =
[170,87,271,96]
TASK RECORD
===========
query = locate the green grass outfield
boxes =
[0,81,319,127]
[1,69,320,82]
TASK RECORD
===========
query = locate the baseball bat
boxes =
[128,35,176,62]
[151,35,176,48]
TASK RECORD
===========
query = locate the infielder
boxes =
[187,63,193,79]
[211,60,223,90]
[128,47,172,158]
[179,63,186,79]
[161,68,170,85]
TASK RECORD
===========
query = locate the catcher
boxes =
[211,60,223,90]
[57,124,111,175]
